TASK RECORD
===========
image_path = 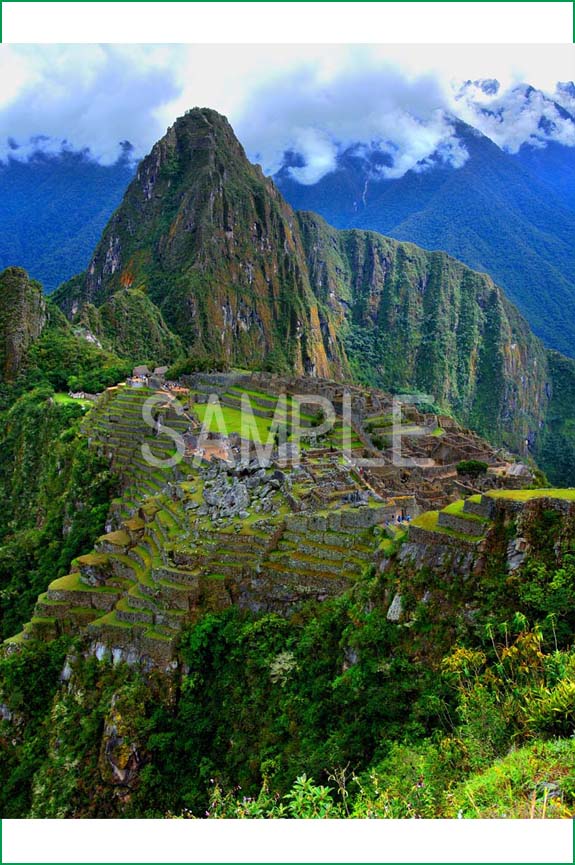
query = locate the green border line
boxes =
[0,1,573,862]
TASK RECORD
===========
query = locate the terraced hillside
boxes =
[5,371,538,668]
[7,377,408,667]
[84,384,193,518]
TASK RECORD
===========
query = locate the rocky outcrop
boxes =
[0,267,46,381]
[399,492,575,583]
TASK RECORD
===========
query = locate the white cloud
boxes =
[0,43,572,179]
[554,82,575,116]
[0,45,181,164]
[454,80,575,153]
[234,63,471,182]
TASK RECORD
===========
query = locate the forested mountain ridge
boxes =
[2,90,573,359]
[0,151,135,293]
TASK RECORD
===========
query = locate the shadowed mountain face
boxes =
[49,108,575,482]
[276,120,575,359]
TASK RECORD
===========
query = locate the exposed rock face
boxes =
[386,592,403,622]
[99,692,144,797]
[0,267,46,381]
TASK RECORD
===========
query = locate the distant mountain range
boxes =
[0,149,134,293]
[275,82,575,357]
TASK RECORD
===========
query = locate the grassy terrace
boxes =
[54,392,93,409]
[408,489,575,546]
[89,611,133,630]
[410,510,482,543]
[49,573,87,591]
[48,573,121,593]
[227,385,282,403]
[194,402,272,441]
[443,499,488,523]
[227,386,317,419]
[194,387,364,450]
[98,530,131,547]
[486,489,575,501]
[194,400,359,450]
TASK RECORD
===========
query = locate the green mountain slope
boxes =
[0,268,46,381]
[298,212,549,454]
[55,109,341,378]
[3,489,575,818]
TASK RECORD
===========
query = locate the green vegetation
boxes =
[410,508,483,543]
[0,149,134,293]
[4,512,575,819]
[411,510,440,531]
[446,739,575,819]
[487,488,575,502]
[3,107,575,823]
[194,402,272,442]
[535,351,575,487]
[0,268,46,382]
[27,322,131,393]
[80,288,184,364]
[297,211,551,461]
[32,109,575,486]
[166,353,230,378]
[456,459,489,478]
[53,392,92,408]
[442,499,486,523]
[0,386,117,640]
[1,378,574,819]
[279,121,575,361]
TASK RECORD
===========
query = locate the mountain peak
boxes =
[155,107,248,166]
[62,107,338,377]
[130,107,253,206]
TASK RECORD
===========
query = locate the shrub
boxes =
[456,460,488,478]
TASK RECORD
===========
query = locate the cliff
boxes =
[0,267,46,381]
[298,213,549,453]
